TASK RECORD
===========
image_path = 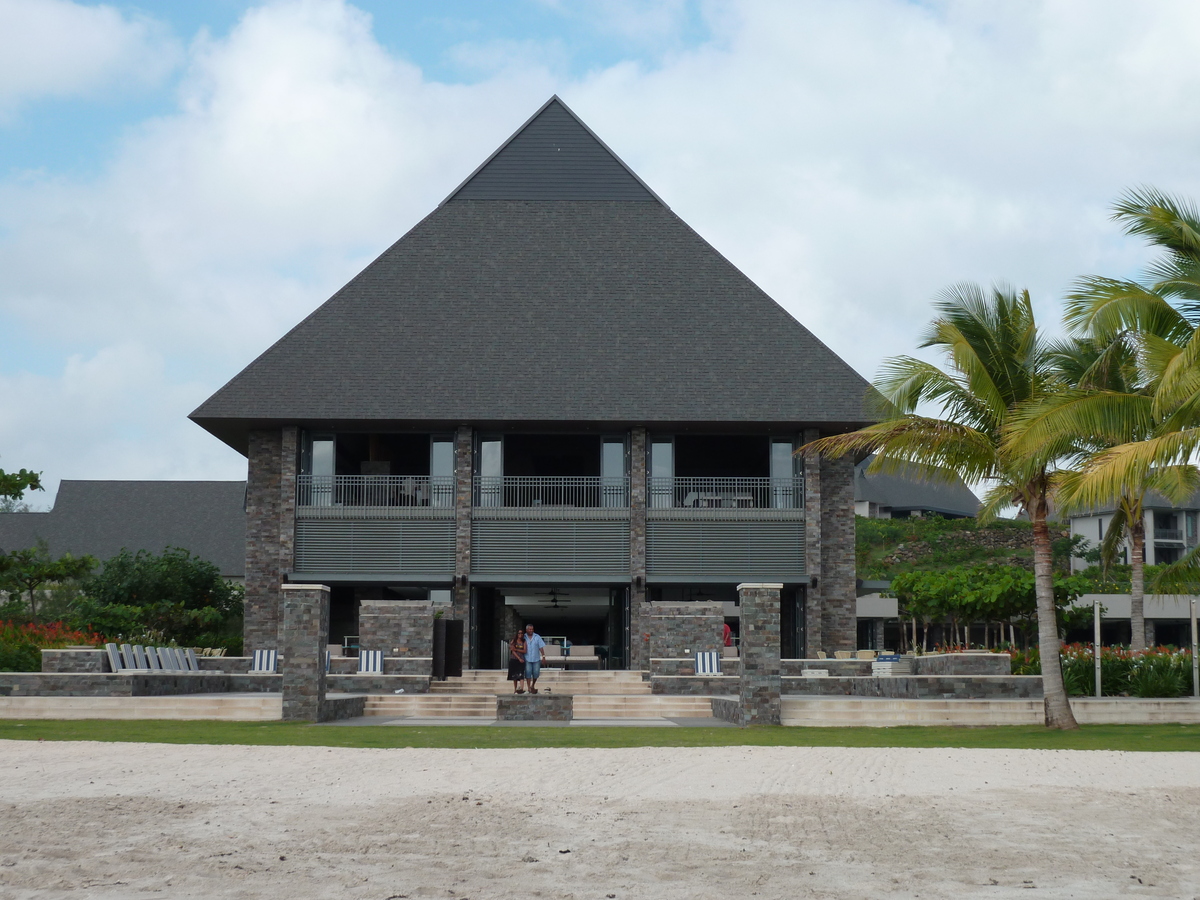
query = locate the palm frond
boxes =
[1113,186,1200,259]
[1064,276,1191,343]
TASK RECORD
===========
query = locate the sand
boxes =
[1,740,1198,899]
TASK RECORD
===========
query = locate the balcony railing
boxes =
[473,476,629,509]
[297,475,455,510]
[1154,528,1184,542]
[648,477,802,510]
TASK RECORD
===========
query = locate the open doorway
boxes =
[473,586,628,669]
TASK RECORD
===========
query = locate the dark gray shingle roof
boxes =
[855,457,979,518]
[0,481,246,577]
[191,97,872,452]
[448,97,659,202]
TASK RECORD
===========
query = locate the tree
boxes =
[78,547,243,648]
[803,285,1080,728]
[1028,189,1200,613]
[1010,337,1199,649]
[0,542,95,621]
[0,466,42,514]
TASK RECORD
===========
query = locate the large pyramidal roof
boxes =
[192,97,871,452]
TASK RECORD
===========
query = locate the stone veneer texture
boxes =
[244,427,298,655]
[819,455,856,654]
[648,601,724,661]
[738,583,782,725]
[280,584,328,722]
[734,585,782,724]
[358,600,434,657]
[496,693,573,721]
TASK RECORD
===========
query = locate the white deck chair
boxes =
[251,649,277,673]
[185,648,201,671]
[154,647,175,671]
[146,646,162,670]
[325,650,331,673]
[119,643,135,669]
[104,642,122,673]
[695,650,722,675]
[131,645,149,669]
[358,649,383,674]
[167,648,186,671]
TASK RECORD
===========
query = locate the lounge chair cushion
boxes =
[695,650,722,675]
[358,649,383,674]
[251,649,278,673]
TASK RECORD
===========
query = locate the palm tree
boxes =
[805,284,1079,729]
[1055,189,1200,505]
[1011,337,1199,649]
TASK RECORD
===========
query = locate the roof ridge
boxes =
[441,96,666,205]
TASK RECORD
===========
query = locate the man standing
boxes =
[523,623,546,694]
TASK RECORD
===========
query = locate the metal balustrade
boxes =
[647,477,802,510]
[297,475,455,510]
[1155,528,1184,542]
[473,475,628,509]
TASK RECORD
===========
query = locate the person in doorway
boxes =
[523,623,546,694]
[723,622,733,647]
[508,629,527,694]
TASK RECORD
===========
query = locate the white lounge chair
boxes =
[120,643,135,669]
[251,649,278,673]
[146,646,162,670]
[358,650,383,674]
[185,648,201,671]
[695,650,722,675]
[104,642,122,673]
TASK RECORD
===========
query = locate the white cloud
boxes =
[0,0,179,114]
[4,0,1200,498]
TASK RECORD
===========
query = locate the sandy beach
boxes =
[1,739,1198,898]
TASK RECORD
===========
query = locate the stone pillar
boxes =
[820,455,856,653]
[648,601,724,666]
[280,583,329,722]
[874,617,885,651]
[629,427,648,670]
[452,425,473,669]
[802,429,823,657]
[245,427,298,655]
[738,583,782,726]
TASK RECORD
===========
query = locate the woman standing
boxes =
[507,629,527,693]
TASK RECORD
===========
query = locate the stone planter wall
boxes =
[358,600,434,657]
[496,693,573,721]
[782,675,1043,699]
[912,653,1011,676]
[41,649,107,673]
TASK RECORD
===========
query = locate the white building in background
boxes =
[853,455,979,520]
[1068,492,1200,571]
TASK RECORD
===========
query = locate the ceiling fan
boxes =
[534,588,572,608]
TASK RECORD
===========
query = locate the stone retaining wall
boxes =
[651,658,741,677]
[783,659,872,677]
[41,650,107,673]
[710,696,741,725]
[783,675,1042,699]
[321,696,367,720]
[497,693,572,721]
[912,653,1011,676]
[650,675,739,694]
[325,675,431,693]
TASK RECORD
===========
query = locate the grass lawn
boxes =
[0,720,1198,751]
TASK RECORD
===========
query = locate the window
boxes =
[649,438,673,508]
[601,437,627,507]
[430,437,454,507]
[770,438,796,508]
[476,435,502,507]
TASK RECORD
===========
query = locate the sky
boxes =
[3,0,1200,507]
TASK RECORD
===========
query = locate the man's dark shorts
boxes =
[525,660,541,681]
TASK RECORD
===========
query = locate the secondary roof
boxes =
[192,96,872,452]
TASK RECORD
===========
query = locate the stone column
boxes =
[629,427,648,670]
[245,428,297,655]
[738,583,782,726]
[280,583,329,722]
[820,455,856,653]
[802,428,823,657]
[452,425,473,669]
[359,600,434,658]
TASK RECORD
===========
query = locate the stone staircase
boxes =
[428,670,651,695]
[364,670,714,720]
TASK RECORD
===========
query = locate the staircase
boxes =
[363,670,714,720]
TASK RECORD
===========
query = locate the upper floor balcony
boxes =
[297,475,455,519]
[648,477,804,520]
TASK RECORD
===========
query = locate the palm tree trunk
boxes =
[1130,520,1147,651]
[1032,510,1079,729]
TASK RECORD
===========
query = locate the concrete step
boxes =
[0,694,281,721]
[364,695,496,718]
[573,695,713,718]
[780,697,1043,727]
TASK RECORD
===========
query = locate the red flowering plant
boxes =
[1008,642,1193,697]
[0,620,108,672]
